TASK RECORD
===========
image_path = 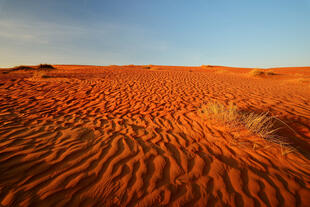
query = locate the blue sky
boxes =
[0,0,309,68]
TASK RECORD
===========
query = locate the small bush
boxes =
[12,65,34,71]
[265,70,276,75]
[38,64,55,70]
[249,69,264,76]
[143,64,154,69]
[249,69,276,77]
[201,102,282,143]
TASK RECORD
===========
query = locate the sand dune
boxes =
[0,65,309,206]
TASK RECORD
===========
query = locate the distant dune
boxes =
[0,65,309,206]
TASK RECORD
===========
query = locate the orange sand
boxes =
[0,65,309,206]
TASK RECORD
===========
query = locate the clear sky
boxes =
[0,0,309,68]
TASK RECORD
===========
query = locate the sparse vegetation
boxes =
[12,65,34,71]
[242,112,278,139]
[249,69,264,76]
[201,102,239,126]
[201,102,289,146]
[38,64,55,70]
[249,69,276,77]
[201,65,212,68]
[265,70,276,75]
[9,64,55,72]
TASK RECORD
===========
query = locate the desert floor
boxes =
[0,65,309,207]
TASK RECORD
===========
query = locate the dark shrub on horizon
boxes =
[38,64,55,70]
[12,65,34,71]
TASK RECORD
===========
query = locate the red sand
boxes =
[0,65,309,206]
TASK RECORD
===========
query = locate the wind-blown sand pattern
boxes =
[0,65,309,206]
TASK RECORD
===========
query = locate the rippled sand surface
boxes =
[0,65,309,206]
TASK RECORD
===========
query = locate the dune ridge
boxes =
[0,65,310,206]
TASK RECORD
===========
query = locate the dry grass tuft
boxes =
[242,112,278,139]
[201,65,213,68]
[249,69,264,76]
[249,69,276,77]
[201,102,239,125]
[201,102,287,145]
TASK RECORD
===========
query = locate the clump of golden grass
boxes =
[242,112,278,139]
[249,69,276,77]
[201,102,288,146]
[249,69,264,76]
[201,102,239,125]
